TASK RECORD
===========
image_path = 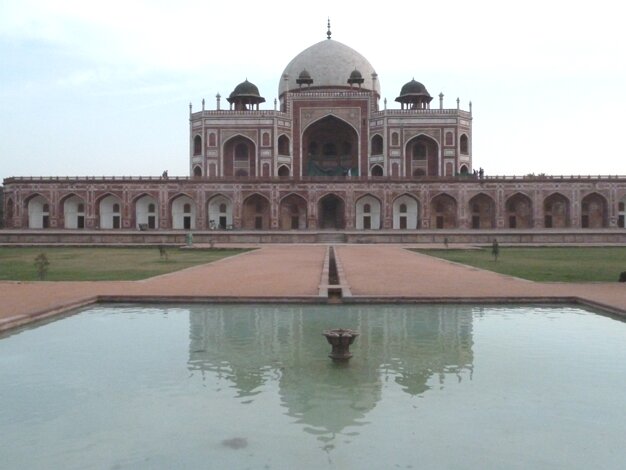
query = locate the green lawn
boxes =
[411,246,626,282]
[0,247,252,281]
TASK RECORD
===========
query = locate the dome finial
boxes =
[327,18,332,40]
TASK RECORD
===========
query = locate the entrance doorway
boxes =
[318,195,345,229]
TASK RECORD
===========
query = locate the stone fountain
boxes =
[322,328,359,362]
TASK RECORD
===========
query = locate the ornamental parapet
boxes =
[190,110,289,120]
[4,174,626,185]
[371,109,472,118]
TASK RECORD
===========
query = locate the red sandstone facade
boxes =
[2,33,626,234]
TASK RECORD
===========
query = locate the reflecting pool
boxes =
[1,304,625,469]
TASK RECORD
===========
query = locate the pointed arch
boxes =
[193,134,202,156]
[371,134,383,155]
[223,134,256,178]
[60,193,86,229]
[170,193,196,230]
[242,193,270,229]
[302,115,359,177]
[430,193,457,229]
[393,194,420,229]
[543,192,570,228]
[460,134,469,154]
[277,165,290,177]
[279,193,308,229]
[318,193,346,229]
[370,164,384,177]
[278,134,290,156]
[207,193,232,229]
[405,134,439,177]
[355,194,382,230]
[468,193,496,229]
[505,192,533,228]
[618,194,626,228]
[134,193,159,229]
[26,193,51,229]
[97,193,123,229]
[581,192,608,228]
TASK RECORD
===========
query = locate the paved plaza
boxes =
[1,244,624,331]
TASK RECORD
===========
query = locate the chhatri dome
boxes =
[279,22,380,97]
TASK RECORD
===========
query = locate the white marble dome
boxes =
[279,39,380,96]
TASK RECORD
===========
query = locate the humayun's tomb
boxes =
[2,25,625,244]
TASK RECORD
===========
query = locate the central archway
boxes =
[318,194,345,229]
[302,116,358,177]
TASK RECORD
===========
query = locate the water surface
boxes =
[1,304,625,469]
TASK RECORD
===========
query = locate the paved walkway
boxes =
[1,244,624,331]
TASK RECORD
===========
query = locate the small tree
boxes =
[34,253,49,280]
[491,239,500,262]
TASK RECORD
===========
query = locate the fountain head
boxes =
[322,328,359,362]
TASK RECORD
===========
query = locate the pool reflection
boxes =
[187,305,474,438]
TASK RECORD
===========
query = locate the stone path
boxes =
[1,244,624,331]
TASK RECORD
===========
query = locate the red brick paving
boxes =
[1,244,624,331]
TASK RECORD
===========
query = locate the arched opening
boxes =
[619,197,626,228]
[99,195,122,229]
[371,134,383,155]
[6,198,14,227]
[391,132,399,146]
[581,193,608,228]
[277,165,290,177]
[193,135,202,156]
[223,136,256,177]
[506,193,533,229]
[318,194,345,229]
[171,195,196,229]
[303,116,358,176]
[393,195,419,229]
[468,193,495,229]
[208,133,216,147]
[193,166,202,178]
[460,134,469,154]
[242,194,270,230]
[262,132,270,147]
[278,135,290,156]
[62,195,86,229]
[135,195,158,229]
[280,194,307,230]
[27,195,50,229]
[207,195,232,229]
[430,194,457,229]
[355,195,381,230]
[406,135,438,177]
[543,193,570,228]
[371,164,383,177]
[459,165,469,175]
[445,132,453,146]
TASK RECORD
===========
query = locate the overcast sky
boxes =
[1,0,625,182]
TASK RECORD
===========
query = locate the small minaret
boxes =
[456,97,460,109]
[202,98,205,111]
[439,92,444,110]
[469,101,473,115]
[216,93,221,110]
[189,102,192,115]
[327,18,332,40]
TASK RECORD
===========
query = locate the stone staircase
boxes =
[316,232,347,243]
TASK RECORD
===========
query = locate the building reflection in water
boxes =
[188,304,473,442]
